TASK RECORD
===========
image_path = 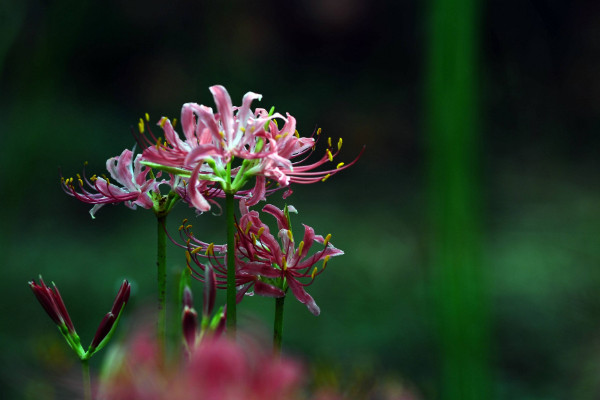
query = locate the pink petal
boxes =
[254,280,285,298]
[287,279,320,316]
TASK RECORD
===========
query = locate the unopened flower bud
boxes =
[110,280,131,315]
[183,286,194,309]
[203,267,216,317]
[90,312,116,350]
[182,306,198,350]
[29,277,76,335]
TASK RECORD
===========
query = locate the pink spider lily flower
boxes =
[237,202,344,315]
[140,85,363,211]
[182,226,284,301]
[61,148,177,218]
[246,119,365,188]
[183,200,343,315]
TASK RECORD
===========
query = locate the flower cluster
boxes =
[42,84,362,399]
[62,86,361,216]
[184,201,343,316]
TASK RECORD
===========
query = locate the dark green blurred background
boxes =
[1,1,599,399]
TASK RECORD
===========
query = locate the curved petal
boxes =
[209,85,234,143]
[254,280,285,298]
[287,278,320,316]
[188,163,211,212]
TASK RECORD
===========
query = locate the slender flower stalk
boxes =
[82,359,91,400]
[273,296,285,354]
[225,192,237,336]
[156,214,167,357]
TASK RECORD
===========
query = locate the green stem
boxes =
[273,295,285,354]
[156,214,167,356]
[225,191,237,337]
[82,359,91,400]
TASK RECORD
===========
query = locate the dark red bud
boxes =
[182,306,198,349]
[183,286,194,309]
[110,280,131,316]
[29,278,76,335]
[203,267,216,316]
[214,313,226,338]
[90,312,115,349]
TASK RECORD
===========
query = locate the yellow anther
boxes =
[206,243,214,256]
[294,130,300,138]
[323,234,332,247]
[287,229,293,242]
[326,149,333,162]
[172,118,177,128]
[245,221,252,235]
[311,267,318,279]
[90,175,97,182]
[84,161,88,166]
[219,131,225,138]
[182,218,188,224]
[159,117,167,128]
[76,173,81,179]
[105,177,111,185]
[317,128,322,135]
[275,134,282,140]
[240,127,246,132]
[145,113,150,122]
[185,224,192,230]
[185,251,191,264]
[251,233,257,245]
[312,145,316,151]
[257,227,265,238]
[328,137,332,147]
[337,138,343,151]
[297,241,305,256]
[321,174,331,182]
[78,178,83,186]
[322,255,331,269]
[178,225,184,231]
[336,162,345,169]
[191,246,202,255]
[282,258,288,271]
[138,118,145,133]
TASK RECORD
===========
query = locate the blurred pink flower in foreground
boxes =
[100,334,303,400]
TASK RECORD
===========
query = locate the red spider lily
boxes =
[61,149,178,217]
[184,201,343,315]
[139,85,363,211]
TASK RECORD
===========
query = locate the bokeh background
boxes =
[1,1,599,399]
